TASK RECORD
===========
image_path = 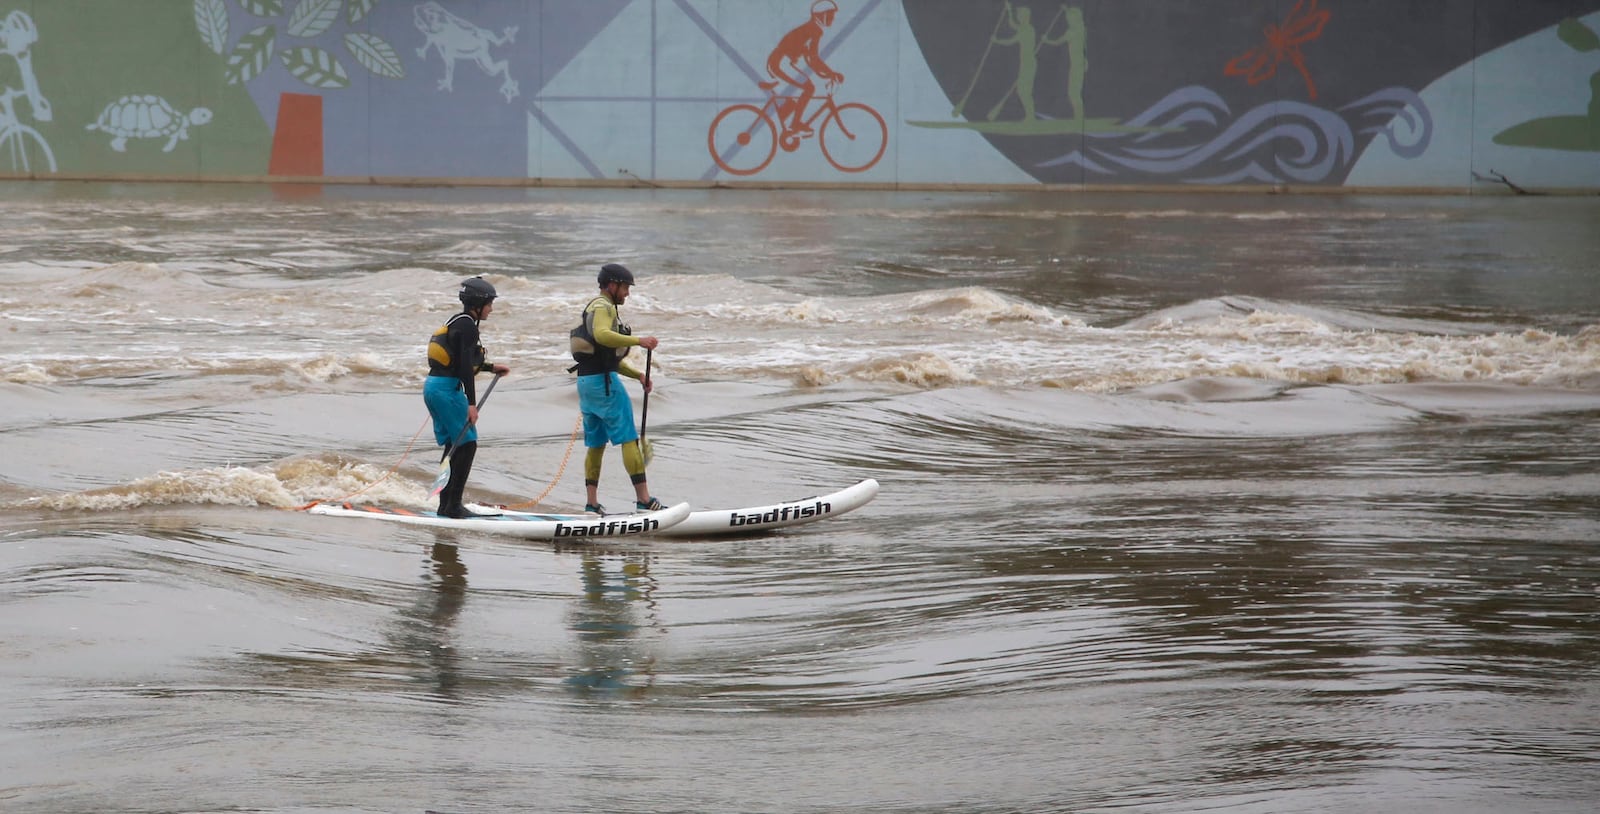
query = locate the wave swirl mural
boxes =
[1028,86,1432,185]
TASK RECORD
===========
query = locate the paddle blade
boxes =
[428,460,450,498]
[641,437,654,467]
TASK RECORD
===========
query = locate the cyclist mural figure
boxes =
[0,9,56,172]
[766,0,845,136]
[707,0,885,176]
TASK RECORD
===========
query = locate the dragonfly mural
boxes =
[1223,0,1332,100]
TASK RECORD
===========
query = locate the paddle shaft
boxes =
[953,1,1011,116]
[442,373,502,461]
[639,347,652,442]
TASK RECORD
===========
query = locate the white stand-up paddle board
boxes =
[307,500,691,540]
[471,478,878,538]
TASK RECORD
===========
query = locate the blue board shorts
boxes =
[577,371,638,448]
[424,375,476,446]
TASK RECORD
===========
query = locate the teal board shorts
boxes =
[577,372,638,448]
[424,375,476,447]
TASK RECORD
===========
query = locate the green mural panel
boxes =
[5,0,270,176]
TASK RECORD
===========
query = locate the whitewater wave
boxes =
[20,456,430,512]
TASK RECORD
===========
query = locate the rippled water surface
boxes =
[2,182,1599,813]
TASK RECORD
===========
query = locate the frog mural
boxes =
[197,0,612,178]
[414,1,519,102]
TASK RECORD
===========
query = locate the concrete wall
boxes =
[2,0,1598,191]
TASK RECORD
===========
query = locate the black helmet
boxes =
[598,263,635,287]
[458,276,497,308]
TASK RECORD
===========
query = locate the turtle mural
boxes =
[85,94,214,153]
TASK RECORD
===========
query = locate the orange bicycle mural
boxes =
[707,79,887,176]
[1224,0,1331,100]
[707,0,887,176]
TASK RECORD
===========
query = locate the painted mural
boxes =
[0,0,1597,190]
[903,0,1600,187]
[707,0,887,176]
[1494,16,1600,153]
[0,8,52,172]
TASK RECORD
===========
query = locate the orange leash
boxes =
[500,416,583,510]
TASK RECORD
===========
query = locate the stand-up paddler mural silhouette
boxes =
[967,4,1082,123]
[920,3,1166,137]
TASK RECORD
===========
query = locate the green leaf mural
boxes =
[205,0,400,89]
[280,46,351,89]
[239,0,285,18]
[347,0,380,25]
[288,0,342,39]
[344,32,404,79]
[193,0,229,55]
[225,25,277,85]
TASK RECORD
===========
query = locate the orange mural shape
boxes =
[1224,0,1331,100]
[269,92,324,177]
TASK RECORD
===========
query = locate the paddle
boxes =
[429,373,502,498]
[952,1,1010,118]
[638,347,654,465]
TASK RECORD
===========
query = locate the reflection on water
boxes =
[5,399,1598,812]
[394,542,469,702]
[565,551,661,697]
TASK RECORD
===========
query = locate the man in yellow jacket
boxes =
[568,263,663,515]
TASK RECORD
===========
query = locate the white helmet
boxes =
[811,0,838,16]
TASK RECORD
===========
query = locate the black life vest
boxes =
[428,312,486,378]
[568,297,632,375]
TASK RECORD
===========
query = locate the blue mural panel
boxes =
[4,0,1598,190]
[224,0,631,178]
